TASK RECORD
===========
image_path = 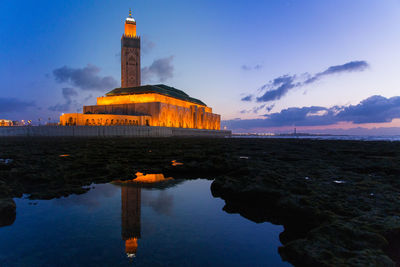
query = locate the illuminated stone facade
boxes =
[0,120,13,126]
[59,11,221,130]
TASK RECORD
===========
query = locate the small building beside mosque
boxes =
[0,120,13,127]
[60,10,221,131]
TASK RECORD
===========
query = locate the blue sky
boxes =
[1,0,400,133]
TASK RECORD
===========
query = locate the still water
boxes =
[233,135,400,141]
[0,179,290,266]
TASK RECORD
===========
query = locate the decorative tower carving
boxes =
[121,9,141,88]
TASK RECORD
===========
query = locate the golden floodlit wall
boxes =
[97,93,212,113]
[0,120,13,126]
[156,102,220,129]
[60,113,152,126]
[124,22,136,38]
[60,93,220,129]
[60,107,220,130]
[81,100,220,130]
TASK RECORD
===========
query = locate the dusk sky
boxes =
[2,0,400,134]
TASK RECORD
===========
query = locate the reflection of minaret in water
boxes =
[121,186,141,258]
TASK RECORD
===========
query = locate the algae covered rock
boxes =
[0,198,16,227]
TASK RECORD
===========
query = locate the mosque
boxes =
[60,10,221,130]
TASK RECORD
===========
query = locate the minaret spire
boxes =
[122,9,140,87]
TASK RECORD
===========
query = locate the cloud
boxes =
[142,35,156,54]
[141,56,174,83]
[226,95,400,130]
[256,75,299,102]
[253,104,266,113]
[337,95,400,123]
[266,104,275,113]
[54,183,119,210]
[261,106,336,127]
[240,104,275,114]
[321,61,369,75]
[242,64,263,71]
[0,98,35,113]
[62,87,78,100]
[241,95,253,101]
[53,64,118,91]
[142,191,174,216]
[250,60,369,103]
[304,60,369,85]
[48,103,70,112]
[48,88,78,112]
[83,94,93,102]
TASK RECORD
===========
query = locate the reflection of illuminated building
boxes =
[133,172,173,183]
[119,172,174,257]
[59,10,221,130]
[121,186,141,257]
[115,172,173,184]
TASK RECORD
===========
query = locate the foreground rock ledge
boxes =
[210,175,399,266]
[0,199,16,227]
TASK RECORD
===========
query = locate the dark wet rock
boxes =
[0,198,16,227]
[210,165,400,266]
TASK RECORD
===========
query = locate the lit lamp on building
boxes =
[124,9,137,37]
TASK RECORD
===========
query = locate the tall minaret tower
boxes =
[121,9,141,88]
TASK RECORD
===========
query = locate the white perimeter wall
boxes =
[0,126,231,138]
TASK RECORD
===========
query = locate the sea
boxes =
[232,135,400,141]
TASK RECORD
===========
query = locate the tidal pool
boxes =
[0,179,290,266]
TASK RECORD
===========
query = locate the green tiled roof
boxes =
[105,84,207,106]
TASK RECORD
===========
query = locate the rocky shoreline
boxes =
[0,198,16,227]
[1,137,400,266]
